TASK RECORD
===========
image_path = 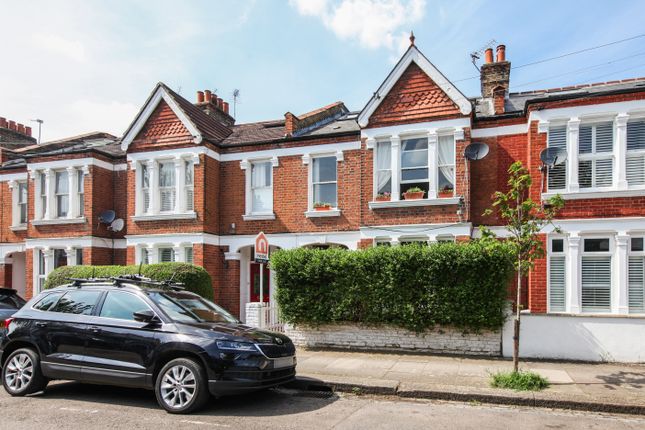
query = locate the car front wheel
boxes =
[2,348,48,396]
[155,358,210,414]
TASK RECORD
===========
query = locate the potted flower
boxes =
[438,185,454,198]
[314,202,333,211]
[375,192,391,202]
[403,186,425,200]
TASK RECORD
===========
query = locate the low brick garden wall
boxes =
[285,323,501,356]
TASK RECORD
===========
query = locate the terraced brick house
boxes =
[1,40,644,361]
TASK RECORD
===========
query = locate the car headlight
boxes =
[216,341,257,352]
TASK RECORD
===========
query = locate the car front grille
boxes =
[256,342,296,358]
[223,367,295,382]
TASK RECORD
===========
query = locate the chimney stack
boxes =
[194,89,235,126]
[0,118,7,128]
[0,116,37,143]
[480,44,511,115]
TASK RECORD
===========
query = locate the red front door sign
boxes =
[254,232,270,263]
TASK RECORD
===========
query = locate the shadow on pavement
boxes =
[33,377,338,417]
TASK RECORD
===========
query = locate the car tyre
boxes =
[155,357,210,414]
[2,348,48,396]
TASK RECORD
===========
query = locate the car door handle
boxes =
[35,322,47,328]
[89,327,102,334]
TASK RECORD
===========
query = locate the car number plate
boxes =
[273,356,295,369]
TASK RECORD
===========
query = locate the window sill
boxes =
[305,209,341,218]
[32,217,86,226]
[132,212,197,222]
[369,197,461,209]
[542,188,645,200]
[10,225,27,231]
[243,213,276,221]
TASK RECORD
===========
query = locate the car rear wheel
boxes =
[2,348,48,396]
[155,358,210,414]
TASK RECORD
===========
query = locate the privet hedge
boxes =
[271,242,514,332]
[44,263,214,300]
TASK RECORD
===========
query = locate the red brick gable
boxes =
[130,100,193,150]
[368,62,462,127]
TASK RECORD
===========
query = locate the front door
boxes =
[250,263,270,303]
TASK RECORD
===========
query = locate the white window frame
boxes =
[54,169,70,219]
[9,180,28,229]
[77,169,85,217]
[580,235,614,314]
[241,158,277,220]
[158,161,176,213]
[399,135,430,198]
[303,152,342,218]
[547,235,567,313]
[626,116,645,189]
[185,159,194,212]
[577,120,614,190]
[628,235,645,314]
[546,123,568,192]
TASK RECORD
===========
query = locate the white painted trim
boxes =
[31,217,86,226]
[360,222,472,241]
[477,217,645,237]
[471,123,528,138]
[358,46,472,127]
[121,85,203,151]
[361,118,470,140]
[0,243,26,259]
[10,225,27,232]
[125,232,220,247]
[305,209,341,218]
[368,197,460,209]
[0,172,28,182]
[220,140,362,162]
[25,236,127,249]
[28,158,120,173]
[127,146,215,164]
[131,212,197,222]
[242,213,276,221]
[224,252,242,261]
[220,230,361,252]
[529,99,645,124]
[542,188,645,200]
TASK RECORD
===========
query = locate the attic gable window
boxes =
[133,155,197,220]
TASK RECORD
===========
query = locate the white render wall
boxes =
[285,324,501,356]
[502,314,645,363]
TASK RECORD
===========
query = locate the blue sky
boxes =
[2,0,645,141]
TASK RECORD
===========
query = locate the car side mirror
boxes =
[133,309,161,324]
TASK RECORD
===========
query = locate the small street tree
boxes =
[483,161,564,372]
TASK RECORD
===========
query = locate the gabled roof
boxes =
[120,82,232,151]
[358,45,472,127]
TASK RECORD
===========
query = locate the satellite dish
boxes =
[464,142,490,161]
[540,147,568,168]
[98,210,116,224]
[109,218,124,232]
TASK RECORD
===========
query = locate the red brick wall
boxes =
[0,180,28,244]
[0,263,12,288]
[25,249,33,300]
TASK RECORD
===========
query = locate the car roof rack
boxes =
[67,277,112,287]
[110,274,186,291]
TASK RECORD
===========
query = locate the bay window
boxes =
[55,170,69,218]
[375,141,392,196]
[312,156,337,207]
[578,122,613,189]
[251,161,273,213]
[400,137,429,199]
[159,162,175,212]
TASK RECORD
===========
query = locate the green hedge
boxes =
[44,263,214,300]
[271,241,514,332]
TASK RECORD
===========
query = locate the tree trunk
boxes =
[513,258,521,373]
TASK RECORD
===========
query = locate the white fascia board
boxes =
[475,217,645,238]
[358,46,472,128]
[219,230,362,253]
[528,99,645,124]
[125,232,220,247]
[471,123,528,138]
[219,140,361,162]
[0,172,28,182]
[127,146,219,165]
[28,157,122,172]
[0,243,26,258]
[360,223,472,239]
[121,85,203,151]
[25,237,127,249]
[361,118,470,140]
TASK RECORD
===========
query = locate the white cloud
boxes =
[290,0,426,50]
[32,33,86,63]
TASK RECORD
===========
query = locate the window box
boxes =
[375,194,391,202]
[369,197,461,209]
[438,188,454,198]
[403,191,425,200]
[305,208,341,218]
[314,203,333,211]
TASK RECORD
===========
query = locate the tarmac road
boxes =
[0,381,644,429]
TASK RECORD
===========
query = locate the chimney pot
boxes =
[204,90,212,102]
[17,123,25,134]
[484,48,493,64]
[25,126,32,137]
[496,44,506,62]
[197,91,204,103]
[222,101,229,114]
[0,117,7,128]
[8,120,16,131]
[217,98,223,109]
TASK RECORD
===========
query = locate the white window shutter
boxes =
[549,256,566,312]
[628,256,645,313]
[548,126,567,190]
[581,256,612,312]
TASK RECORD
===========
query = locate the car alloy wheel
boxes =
[4,353,33,392]
[160,365,196,409]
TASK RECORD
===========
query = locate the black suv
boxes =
[0,277,296,413]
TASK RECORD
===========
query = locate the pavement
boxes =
[293,349,645,415]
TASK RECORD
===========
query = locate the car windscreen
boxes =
[147,291,238,324]
[0,291,26,308]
